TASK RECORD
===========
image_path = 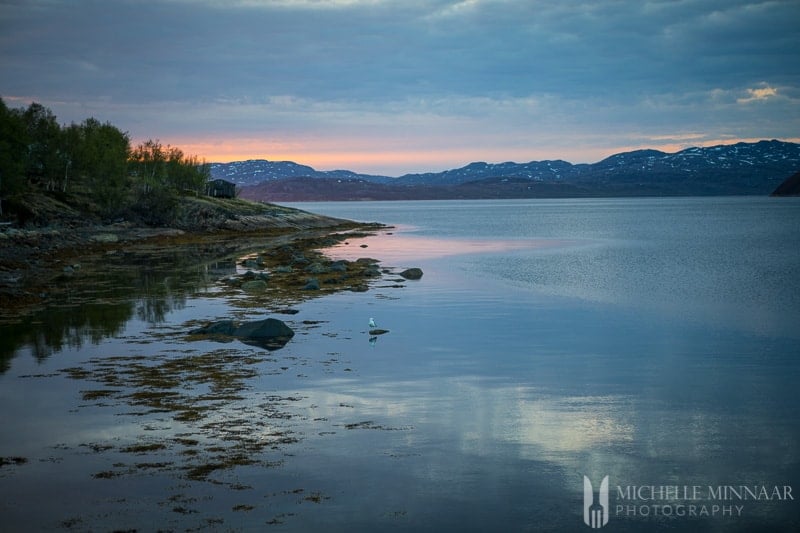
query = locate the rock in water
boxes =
[234,318,295,349]
[190,320,237,336]
[190,318,294,350]
[399,268,423,280]
[241,279,268,292]
[369,329,389,335]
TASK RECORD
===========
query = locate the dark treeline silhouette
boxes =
[0,97,210,224]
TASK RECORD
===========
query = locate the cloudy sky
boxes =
[1,0,798,175]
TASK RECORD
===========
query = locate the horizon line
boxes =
[199,137,800,178]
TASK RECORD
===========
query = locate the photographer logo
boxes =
[583,475,610,528]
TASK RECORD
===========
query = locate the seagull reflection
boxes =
[369,336,378,347]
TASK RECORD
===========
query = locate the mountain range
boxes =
[209,140,800,201]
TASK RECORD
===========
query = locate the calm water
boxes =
[1,197,799,531]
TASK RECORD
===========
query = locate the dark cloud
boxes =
[1,0,798,172]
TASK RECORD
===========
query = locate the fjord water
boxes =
[285,197,800,531]
[1,197,798,531]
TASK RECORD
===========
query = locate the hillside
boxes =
[771,171,800,196]
[219,140,800,201]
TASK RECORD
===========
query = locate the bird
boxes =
[369,317,376,329]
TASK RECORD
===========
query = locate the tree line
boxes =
[0,97,211,224]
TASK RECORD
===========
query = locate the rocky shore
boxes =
[0,197,384,321]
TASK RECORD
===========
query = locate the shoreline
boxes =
[0,207,386,322]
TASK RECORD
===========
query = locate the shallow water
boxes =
[1,197,799,531]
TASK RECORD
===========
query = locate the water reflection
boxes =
[0,301,133,372]
[325,231,564,263]
[0,256,227,373]
[293,377,635,461]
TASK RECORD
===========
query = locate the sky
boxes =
[1,0,799,176]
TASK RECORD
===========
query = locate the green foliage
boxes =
[0,97,211,224]
[128,139,211,223]
[63,117,132,216]
[19,102,64,189]
[130,186,180,226]
[129,140,209,195]
[0,99,28,215]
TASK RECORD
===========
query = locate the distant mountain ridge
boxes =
[210,140,800,201]
[210,159,393,186]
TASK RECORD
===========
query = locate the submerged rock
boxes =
[399,268,423,280]
[362,265,381,277]
[241,279,268,292]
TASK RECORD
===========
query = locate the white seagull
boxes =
[369,317,376,329]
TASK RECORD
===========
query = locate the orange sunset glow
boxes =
[156,135,800,176]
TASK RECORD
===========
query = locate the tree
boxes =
[165,147,209,194]
[0,98,210,224]
[18,102,63,190]
[129,139,167,193]
[129,139,209,195]
[0,98,28,216]
[66,118,130,214]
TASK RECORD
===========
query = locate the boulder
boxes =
[191,319,237,336]
[291,254,309,265]
[236,318,294,350]
[222,276,242,287]
[190,318,294,350]
[399,268,423,280]
[234,318,294,341]
[241,279,268,292]
[363,266,381,277]
[305,262,330,274]
[242,258,262,269]
[330,260,349,272]
[303,278,320,290]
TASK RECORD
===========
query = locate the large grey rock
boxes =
[234,318,294,340]
[191,319,237,336]
[191,318,294,350]
[399,268,423,280]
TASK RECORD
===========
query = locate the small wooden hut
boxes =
[205,179,236,198]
